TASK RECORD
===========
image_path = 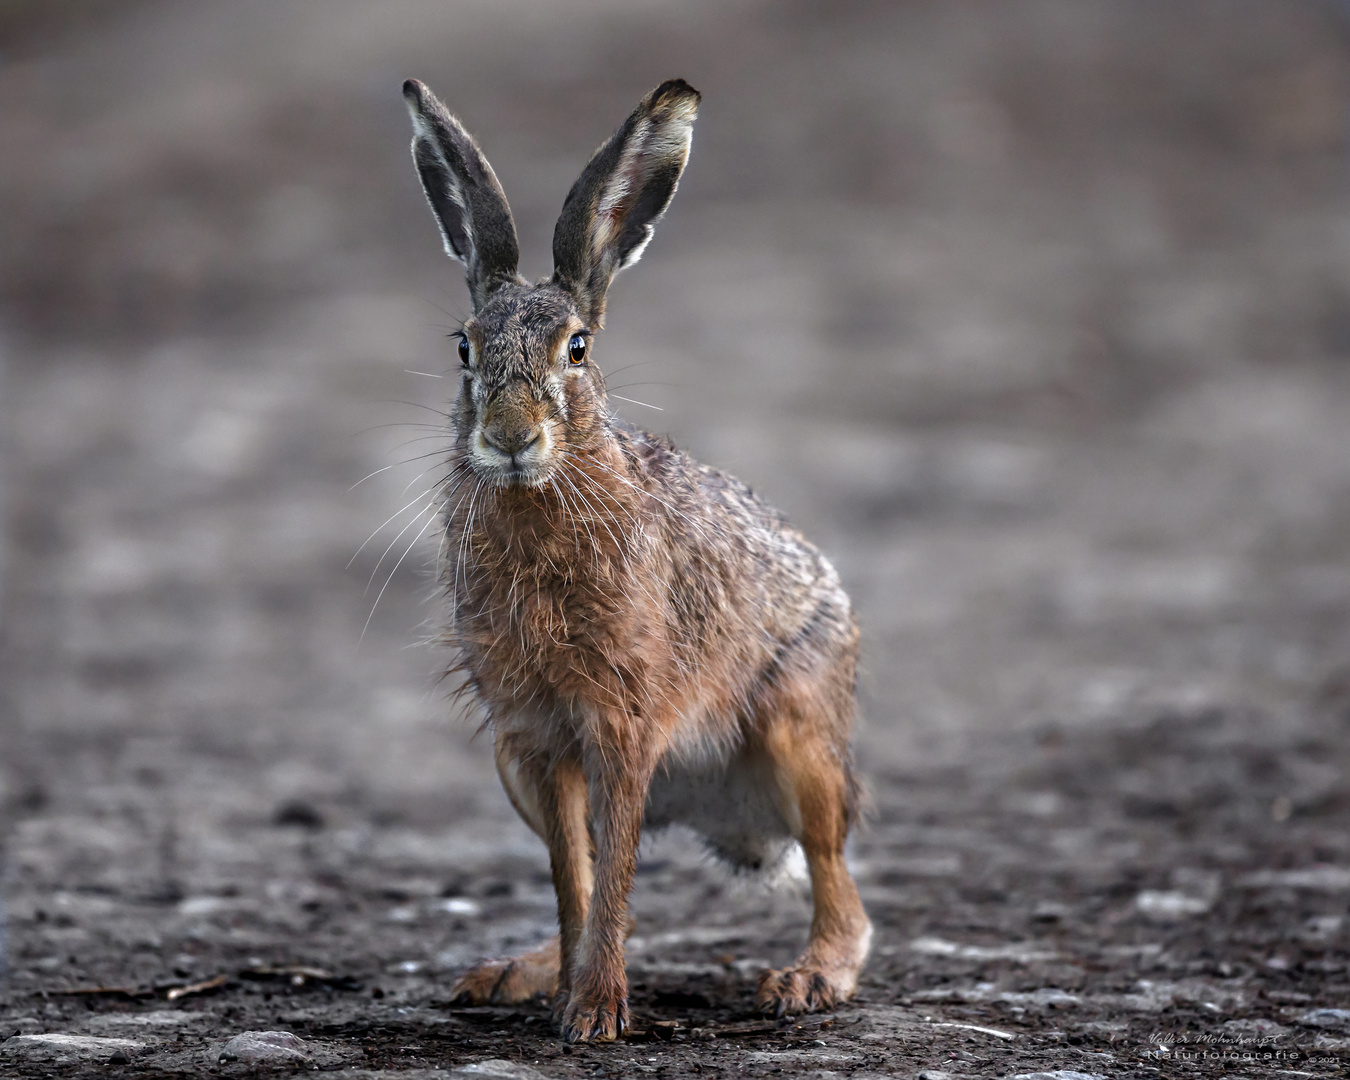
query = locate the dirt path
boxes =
[3,2,1350,1076]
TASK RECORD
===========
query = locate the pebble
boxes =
[910,936,1060,962]
[451,1062,547,1079]
[1135,890,1211,919]
[1297,1009,1350,1029]
[1239,866,1350,890]
[216,1030,310,1065]
[1223,1017,1289,1037]
[89,1009,197,1029]
[1,1033,144,1063]
[1010,1073,1106,1080]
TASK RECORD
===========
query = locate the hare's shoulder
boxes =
[614,421,793,536]
[615,422,848,618]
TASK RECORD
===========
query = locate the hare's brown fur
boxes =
[403,77,870,1042]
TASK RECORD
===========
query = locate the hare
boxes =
[401,77,870,1043]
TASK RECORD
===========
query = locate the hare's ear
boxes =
[403,79,520,311]
[552,79,700,326]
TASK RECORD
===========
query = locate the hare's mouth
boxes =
[470,426,555,488]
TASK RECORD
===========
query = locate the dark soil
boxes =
[3,2,1350,1077]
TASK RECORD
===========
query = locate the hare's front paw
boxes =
[756,965,846,1017]
[559,976,628,1043]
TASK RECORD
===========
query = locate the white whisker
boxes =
[609,393,662,412]
[366,497,438,593]
[361,503,442,643]
[348,484,447,569]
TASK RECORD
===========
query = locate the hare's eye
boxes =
[457,336,471,367]
[568,333,588,366]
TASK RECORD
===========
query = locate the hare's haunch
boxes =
[402,77,870,1043]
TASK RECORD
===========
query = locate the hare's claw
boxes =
[756,966,843,1017]
[560,989,628,1043]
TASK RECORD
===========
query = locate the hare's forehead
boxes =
[472,285,579,352]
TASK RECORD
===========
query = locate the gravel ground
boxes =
[3,2,1350,1076]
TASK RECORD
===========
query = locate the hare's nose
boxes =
[483,426,541,456]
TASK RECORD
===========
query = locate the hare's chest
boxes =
[461,573,651,705]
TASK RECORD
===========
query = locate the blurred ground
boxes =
[3,1,1350,1076]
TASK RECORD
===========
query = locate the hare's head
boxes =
[403,78,699,487]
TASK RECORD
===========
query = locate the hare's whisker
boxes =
[556,471,609,574]
[564,457,644,532]
[361,499,442,643]
[440,478,478,594]
[608,394,662,412]
[390,400,455,420]
[595,360,657,380]
[454,477,488,618]
[397,460,455,499]
[412,293,468,325]
[366,497,439,593]
[548,476,584,555]
[348,484,447,568]
[348,462,401,490]
[353,420,449,437]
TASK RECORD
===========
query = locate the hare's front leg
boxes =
[539,758,594,1019]
[559,731,654,1044]
[451,754,590,1007]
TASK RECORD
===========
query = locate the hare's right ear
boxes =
[552,79,700,327]
[403,79,520,311]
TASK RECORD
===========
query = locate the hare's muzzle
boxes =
[471,395,556,485]
[481,425,540,457]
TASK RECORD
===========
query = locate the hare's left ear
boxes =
[403,79,520,311]
[552,79,700,326]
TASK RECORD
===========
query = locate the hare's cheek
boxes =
[454,383,480,433]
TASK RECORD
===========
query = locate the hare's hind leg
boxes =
[449,937,561,1005]
[755,676,871,1016]
[450,744,592,1007]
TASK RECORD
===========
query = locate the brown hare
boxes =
[401,77,870,1043]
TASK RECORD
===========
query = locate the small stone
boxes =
[1134,890,1211,919]
[1,1034,143,1063]
[272,799,324,829]
[1298,1008,1350,1029]
[451,1061,546,1079]
[1222,1017,1289,1037]
[1033,901,1070,923]
[216,1030,309,1065]
[1011,1073,1106,1080]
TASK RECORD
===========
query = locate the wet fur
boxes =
[402,77,871,1042]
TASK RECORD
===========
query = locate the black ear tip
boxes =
[651,78,701,110]
[402,79,426,106]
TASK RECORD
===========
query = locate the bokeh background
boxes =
[3,1,1350,1072]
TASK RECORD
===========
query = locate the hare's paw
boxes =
[450,947,558,1005]
[756,965,846,1017]
[559,984,628,1043]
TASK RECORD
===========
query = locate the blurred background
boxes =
[2,0,1350,1051]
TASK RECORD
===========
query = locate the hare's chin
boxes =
[469,455,555,489]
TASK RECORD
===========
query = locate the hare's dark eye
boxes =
[568,333,587,366]
[457,336,471,367]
